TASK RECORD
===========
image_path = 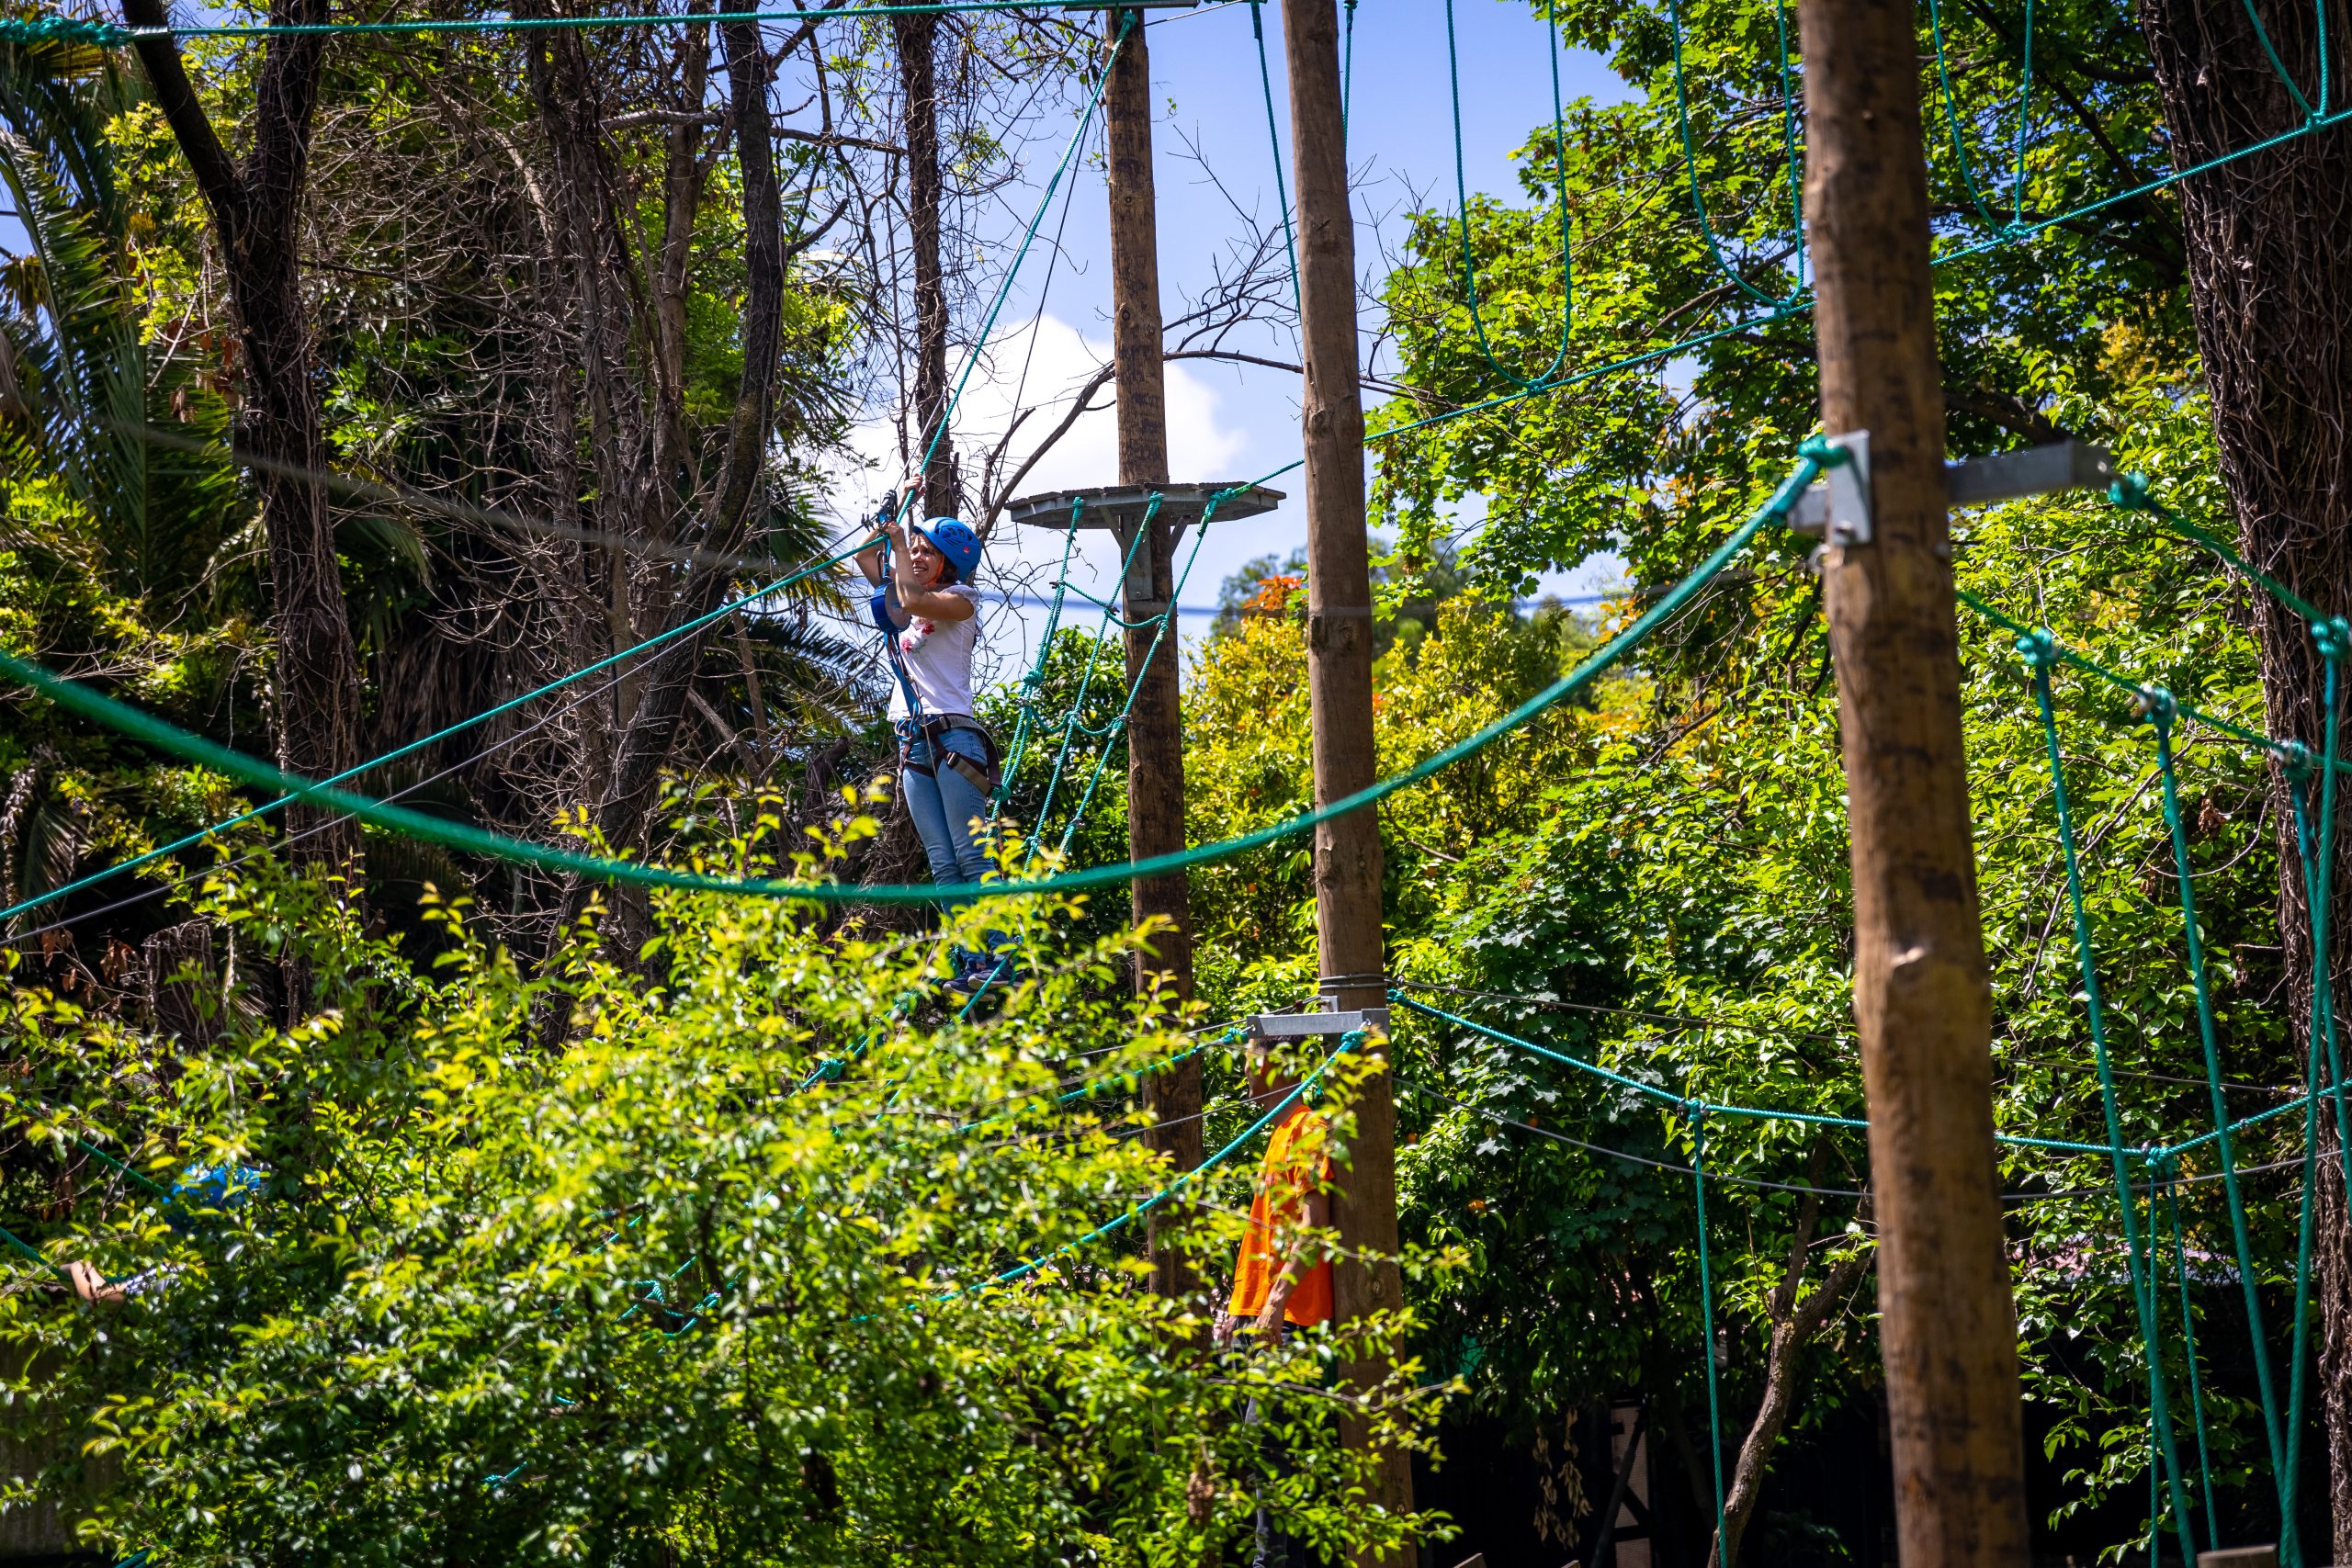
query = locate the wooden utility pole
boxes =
[1281,0,1414,1551]
[1797,0,2031,1561]
[1101,6,1203,1290]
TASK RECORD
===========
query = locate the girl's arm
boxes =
[898,584,975,623]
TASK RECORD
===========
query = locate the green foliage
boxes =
[0,808,1453,1563]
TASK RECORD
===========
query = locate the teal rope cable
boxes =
[2009,0,2036,231]
[1022,496,1161,855]
[2289,774,2352,1198]
[1341,0,1357,139]
[1250,1,1301,319]
[2145,689,2296,1528]
[960,1032,1353,1297]
[2238,0,2319,119]
[1957,587,2318,766]
[2283,630,2348,1562]
[0,1221,71,1285]
[2161,1162,2222,1551]
[1392,992,2132,1156]
[2309,631,2351,1188]
[1926,0,2006,230]
[989,497,1087,808]
[0,538,864,924]
[2018,634,2199,1562]
[1041,493,1221,867]
[0,457,1815,906]
[1689,1106,1730,1568]
[909,16,1126,491]
[70,1,1188,41]
[1768,0,1804,282]
[1663,0,1800,308]
[2109,474,2327,626]
[1443,0,1575,389]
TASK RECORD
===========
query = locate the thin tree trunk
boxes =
[126,0,364,880]
[2135,0,2352,1548]
[1712,1161,1874,1567]
[893,11,958,516]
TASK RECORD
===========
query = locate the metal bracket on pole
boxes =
[1788,436,2116,540]
[1246,1007,1387,1040]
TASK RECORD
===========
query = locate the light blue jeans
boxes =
[899,723,1006,965]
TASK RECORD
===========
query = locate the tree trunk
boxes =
[1712,1158,1874,1567]
[893,11,959,517]
[126,0,364,880]
[2135,0,2352,1550]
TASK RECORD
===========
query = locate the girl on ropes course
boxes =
[854,491,1007,992]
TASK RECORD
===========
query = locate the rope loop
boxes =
[1795,434,1851,470]
[2107,471,2155,513]
[0,15,130,46]
[2014,628,2059,671]
[2315,617,2352,664]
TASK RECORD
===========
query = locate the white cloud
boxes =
[831,311,1251,523]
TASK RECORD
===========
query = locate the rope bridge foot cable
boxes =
[0,456,1827,906]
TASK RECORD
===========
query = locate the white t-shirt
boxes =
[886,583,982,720]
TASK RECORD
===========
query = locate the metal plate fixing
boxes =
[1788,437,2116,537]
[1248,1008,1388,1039]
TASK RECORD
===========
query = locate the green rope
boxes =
[0,458,1817,906]
[1926,0,2007,231]
[2017,632,2197,1563]
[910,14,1126,490]
[2009,0,2036,232]
[989,498,1088,809]
[1250,1,1301,318]
[2282,628,2348,1563]
[2144,688,2295,1534]
[1689,1106,1730,1568]
[1040,494,1222,867]
[1391,993,2131,1155]
[2108,473,2328,626]
[0,1222,72,1286]
[1341,0,1357,138]
[2161,1161,2222,1551]
[961,1032,1353,1297]
[28,2,1182,44]
[0,539,864,925]
[1443,0,1574,389]
[1021,496,1162,855]
[1956,586,2320,765]
[1663,0,1802,308]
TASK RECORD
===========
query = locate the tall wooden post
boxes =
[1797,0,2030,1561]
[1102,7,1203,1287]
[1282,0,1414,1551]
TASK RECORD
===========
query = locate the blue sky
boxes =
[5,2,1644,691]
[845,0,1642,685]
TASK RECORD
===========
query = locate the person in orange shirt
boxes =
[1217,1040,1335,1345]
[1215,1040,1337,1568]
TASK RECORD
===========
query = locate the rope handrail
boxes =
[0,458,1821,906]
[0,2,1186,44]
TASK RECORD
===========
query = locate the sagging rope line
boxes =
[13,15,1122,931]
[0,458,1823,907]
[0,3,1182,43]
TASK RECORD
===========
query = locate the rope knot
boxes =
[2013,628,2059,671]
[2315,617,2352,663]
[2136,685,2177,727]
[2282,740,2316,784]
[814,1056,845,1082]
[2106,471,2154,513]
[1796,434,1851,471]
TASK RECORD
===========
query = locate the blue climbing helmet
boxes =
[912,515,983,585]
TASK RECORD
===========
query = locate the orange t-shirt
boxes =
[1227,1101,1334,1327]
